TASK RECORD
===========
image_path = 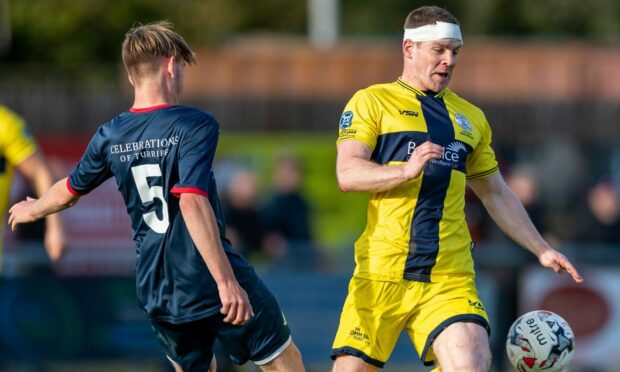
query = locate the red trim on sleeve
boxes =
[66,178,81,196]
[171,187,209,198]
[129,103,173,113]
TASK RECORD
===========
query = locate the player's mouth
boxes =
[435,72,450,80]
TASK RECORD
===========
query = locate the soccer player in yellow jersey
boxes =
[331,6,583,372]
[0,105,66,266]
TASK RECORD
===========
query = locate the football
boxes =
[506,310,575,371]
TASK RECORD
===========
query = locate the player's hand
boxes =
[218,281,254,325]
[403,141,444,180]
[538,249,583,283]
[8,196,39,231]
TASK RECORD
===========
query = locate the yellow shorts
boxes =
[331,275,490,367]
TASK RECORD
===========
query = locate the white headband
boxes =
[403,22,462,43]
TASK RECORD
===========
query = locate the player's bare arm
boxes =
[9,177,79,231]
[468,172,583,283]
[178,192,254,325]
[15,152,68,261]
[336,139,443,193]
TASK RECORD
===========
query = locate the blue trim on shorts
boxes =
[331,346,385,368]
[421,314,490,367]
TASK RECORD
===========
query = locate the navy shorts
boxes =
[151,294,291,370]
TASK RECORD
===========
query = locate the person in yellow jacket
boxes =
[0,104,66,268]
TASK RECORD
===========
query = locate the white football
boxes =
[506,310,575,371]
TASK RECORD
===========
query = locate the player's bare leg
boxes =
[167,356,183,372]
[331,355,378,372]
[209,356,217,372]
[258,341,305,372]
[432,322,491,372]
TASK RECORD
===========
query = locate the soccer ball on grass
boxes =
[506,310,575,371]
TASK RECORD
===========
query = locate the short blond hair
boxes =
[122,21,196,79]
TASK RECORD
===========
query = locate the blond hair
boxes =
[122,21,196,79]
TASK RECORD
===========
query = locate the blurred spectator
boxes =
[574,179,620,244]
[1,104,67,268]
[222,169,265,259]
[473,164,557,245]
[262,154,320,269]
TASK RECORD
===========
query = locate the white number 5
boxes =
[131,164,169,233]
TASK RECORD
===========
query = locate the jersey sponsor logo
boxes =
[468,299,485,311]
[339,111,353,129]
[407,141,417,155]
[349,327,370,344]
[430,141,467,169]
[398,109,419,117]
[110,136,179,163]
[454,113,472,132]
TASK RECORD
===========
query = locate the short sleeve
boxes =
[466,115,499,180]
[0,106,37,165]
[68,130,112,195]
[336,89,380,150]
[170,117,219,197]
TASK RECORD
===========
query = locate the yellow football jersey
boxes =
[337,78,498,283]
[0,105,37,243]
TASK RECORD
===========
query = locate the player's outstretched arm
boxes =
[178,192,254,325]
[468,172,583,283]
[8,177,79,232]
[15,151,68,261]
[336,139,443,193]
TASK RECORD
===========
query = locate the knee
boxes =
[436,342,492,372]
[458,344,491,372]
[289,342,303,362]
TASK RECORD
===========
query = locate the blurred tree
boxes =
[9,0,162,64]
[2,0,306,82]
[3,0,620,83]
[340,0,466,37]
[5,0,306,64]
[0,0,10,54]
[516,0,620,41]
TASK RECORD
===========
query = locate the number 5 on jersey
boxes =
[131,164,170,233]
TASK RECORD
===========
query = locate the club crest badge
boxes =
[340,111,353,129]
[454,113,472,132]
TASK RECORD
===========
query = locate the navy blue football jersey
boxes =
[68,104,260,323]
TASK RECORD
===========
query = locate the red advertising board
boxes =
[5,136,135,276]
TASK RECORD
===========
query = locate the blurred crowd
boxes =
[218,153,323,271]
[466,154,620,250]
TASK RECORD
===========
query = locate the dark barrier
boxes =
[0,276,160,362]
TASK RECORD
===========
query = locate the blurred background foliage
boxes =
[3,0,620,83]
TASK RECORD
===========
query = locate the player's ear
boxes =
[166,56,176,79]
[403,40,414,59]
[127,74,135,87]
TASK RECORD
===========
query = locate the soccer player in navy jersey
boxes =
[8,21,304,372]
[331,6,583,372]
